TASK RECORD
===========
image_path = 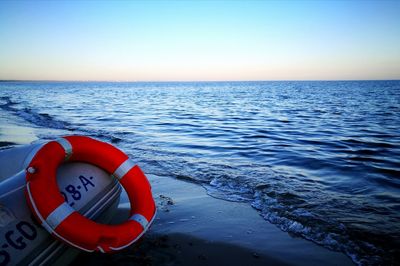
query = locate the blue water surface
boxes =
[0,81,399,265]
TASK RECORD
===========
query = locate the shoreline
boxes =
[0,110,355,265]
[73,174,354,265]
[0,111,38,145]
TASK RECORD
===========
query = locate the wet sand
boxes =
[0,111,37,145]
[73,174,354,265]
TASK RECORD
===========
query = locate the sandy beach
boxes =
[73,174,354,265]
[0,111,37,146]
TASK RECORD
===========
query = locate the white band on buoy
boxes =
[44,202,75,231]
[129,213,149,229]
[113,159,135,180]
[56,138,73,160]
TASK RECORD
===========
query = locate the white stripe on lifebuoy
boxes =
[56,138,73,160]
[109,209,157,251]
[45,202,75,231]
[26,182,94,252]
[129,214,149,229]
[112,158,135,180]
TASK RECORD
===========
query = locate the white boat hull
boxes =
[0,143,121,265]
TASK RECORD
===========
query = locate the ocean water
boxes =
[0,81,399,265]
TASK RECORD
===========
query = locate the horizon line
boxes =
[1,79,400,83]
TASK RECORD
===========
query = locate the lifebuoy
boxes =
[24,136,156,253]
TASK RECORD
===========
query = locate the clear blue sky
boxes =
[0,0,399,81]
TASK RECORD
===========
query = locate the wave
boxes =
[0,96,73,130]
[113,137,398,266]
[139,149,397,266]
[199,168,398,266]
[0,96,123,144]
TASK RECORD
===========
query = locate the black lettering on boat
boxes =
[5,230,25,250]
[79,175,95,191]
[16,221,37,241]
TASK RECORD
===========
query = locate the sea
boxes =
[0,81,399,265]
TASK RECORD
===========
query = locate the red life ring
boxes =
[24,136,156,253]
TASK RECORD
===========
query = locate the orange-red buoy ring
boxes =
[24,136,156,253]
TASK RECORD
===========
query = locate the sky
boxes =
[0,0,399,81]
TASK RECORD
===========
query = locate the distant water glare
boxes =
[0,81,399,265]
